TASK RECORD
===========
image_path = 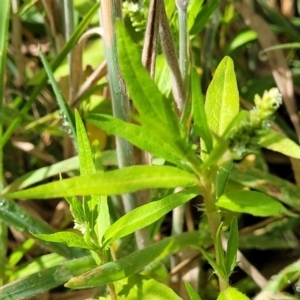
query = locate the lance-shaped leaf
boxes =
[5,166,198,199]
[33,232,89,250]
[0,256,96,300]
[88,113,186,167]
[192,67,213,152]
[216,190,295,217]
[259,129,300,159]
[205,56,239,141]
[65,231,210,288]
[103,187,200,245]
[116,21,180,137]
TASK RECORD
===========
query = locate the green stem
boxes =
[200,171,228,291]
[176,0,189,85]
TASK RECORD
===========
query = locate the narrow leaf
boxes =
[216,190,294,217]
[75,110,95,176]
[33,232,89,249]
[39,48,76,146]
[191,67,212,152]
[3,151,117,194]
[65,231,210,288]
[225,217,238,275]
[88,114,185,167]
[103,187,200,245]
[0,256,96,300]
[216,160,232,199]
[6,166,198,199]
[230,163,300,211]
[185,281,202,300]
[117,21,179,134]
[259,129,300,159]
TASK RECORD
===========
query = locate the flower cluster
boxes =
[123,1,147,32]
[228,88,282,158]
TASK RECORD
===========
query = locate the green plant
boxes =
[2,1,300,299]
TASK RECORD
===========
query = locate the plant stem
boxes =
[176,0,189,86]
[200,171,228,291]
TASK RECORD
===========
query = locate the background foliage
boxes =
[1,0,300,299]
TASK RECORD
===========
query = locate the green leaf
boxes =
[215,222,227,277]
[185,281,202,300]
[259,129,300,159]
[6,166,198,199]
[190,0,219,35]
[88,114,185,167]
[0,256,96,300]
[114,274,182,300]
[103,187,200,245]
[0,197,78,258]
[225,217,238,275]
[196,246,226,279]
[75,110,95,176]
[116,21,179,135]
[65,231,210,288]
[205,56,239,140]
[230,163,300,211]
[216,190,294,217]
[191,67,212,152]
[217,287,250,300]
[8,253,66,281]
[33,232,89,249]
[2,151,117,194]
[39,48,76,146]
[216,160,232,199]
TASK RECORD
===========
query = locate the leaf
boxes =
[190,0,219,35]
[216,190,294,217]
[33,232,89,249]
[103,187,200,245]
[259,129,300,159]
[217,287,250,300]
[0,197,81,258]
[205,56,239,140]
[6,166,198,199]
[215,222,227,277]
[225,217,238,275]
[75,110,95,176]
[2,151,117,193]
[116,21,179,135]
[196,246,226,279]
[65,231,210,288]
[88,114,185,167]
[216,160,233,199]
[0,256,96,300]
[185,281,202,300]
[114,274,182,300]
[230,163,300,211]
[191,67,212,152]
[39,48,77,146]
